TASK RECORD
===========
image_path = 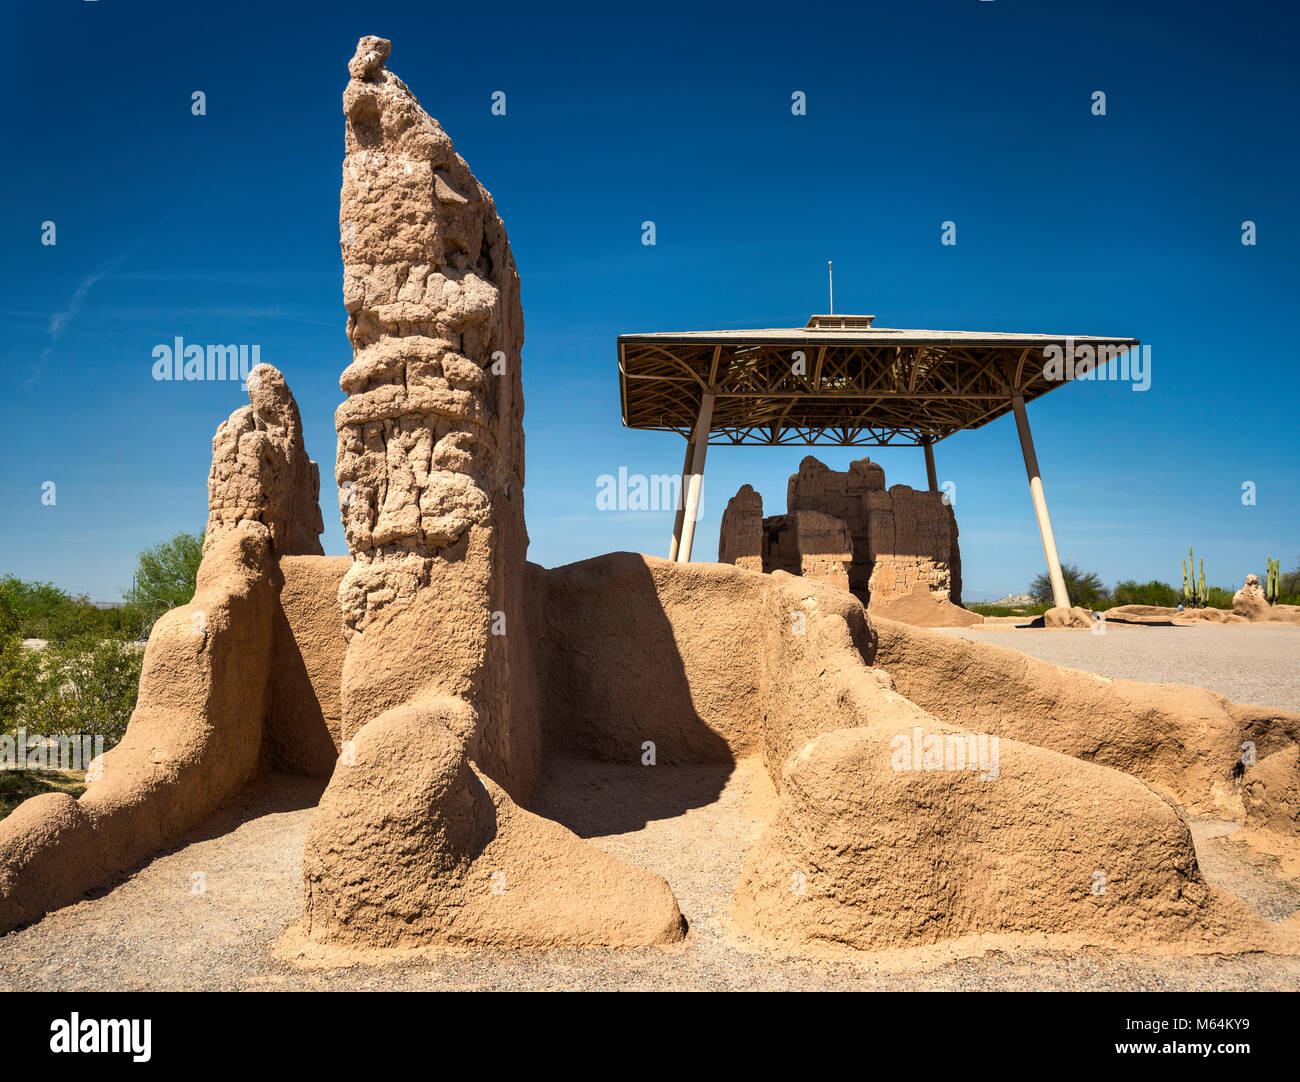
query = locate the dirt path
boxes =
[2,761,1298,991]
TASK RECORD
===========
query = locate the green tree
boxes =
[1282,556,1300,600]
[1112,579,1180,607]
[124,531,204,629]
[0,586,28,735]
[0,576,73,638]
[21,633,143,746]
[1028,563,1109,609]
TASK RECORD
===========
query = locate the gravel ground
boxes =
[1,758,1298,991]
[940,624,1300,712]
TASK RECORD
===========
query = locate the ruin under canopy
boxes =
[719,455,969,623]
[619,314,1138,609]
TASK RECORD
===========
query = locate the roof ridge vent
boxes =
[806,314,875,331]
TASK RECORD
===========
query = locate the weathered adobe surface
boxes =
[206,363,324,557]
[299,38,684,952]
[1232,745,1300,881]
[287,544,1299,955]
[265,555,351,778]
[0,530,278,933]
[0,364,333,935]
[1245,746,1300,837]
[523,552,1291,956]
[6,35,1299,961]
[716,484,763,572]
[1105,595,1300,627]
[871,616,1300,817]
[718,455,976,626]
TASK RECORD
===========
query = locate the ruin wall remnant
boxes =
[717,455,962,608]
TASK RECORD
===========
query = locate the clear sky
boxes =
[2,0,1296,601]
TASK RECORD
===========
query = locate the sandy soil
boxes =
[942,624,1300,712]
[2,755,1298,991]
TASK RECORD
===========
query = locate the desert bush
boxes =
[20,633,143,747]
[123,532,203,631]
[0,575,152,643]
[0,588,25,736]
[1204,586,1235,610]
[1028,564,1109,609]
[1112,579,1181,607]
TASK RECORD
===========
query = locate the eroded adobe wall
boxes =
[265,556,351,778]
[721,456,963,608]
[0,532,277,934]
[329,35,541,797]
[298,40,687,953]
[206,365,325,557]
[761,510,853,593]
[531,553,1282,955]
[717,484,763,571]
[731,720,1271,955]
[863,484,962,606]
[728,564,1280,956]
[1244,745,1300,837]
[871,616,1300,816]
[0,361,330,934]
[527,553,766,764]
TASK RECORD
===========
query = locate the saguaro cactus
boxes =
[1181,547,1209,607]
[1266,556,1280,604]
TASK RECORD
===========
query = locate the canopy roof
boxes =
[619,315,1139,446]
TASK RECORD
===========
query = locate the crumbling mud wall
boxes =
[718,456,965,618]
[1233,745,1300,880]
[265,555,351,778]
[724,567,1280,955]
[732,724,1269,955]
[1244,746,1300,837]
[0,531,277,933]
[0,366,331,935]
[521,552,1287,955]
[716,485,763,572]
[206,365,325,557]
[526,554,765,763]
[760,511,854,592]
[300,38,683,952]
[871,616,1300,816]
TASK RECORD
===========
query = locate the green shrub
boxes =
[124,532,203,630]
[0,588,25,736]
[1112,579,1181,608]
[0,576,152,642]
[1204,586,1235,610]
[0,576,74,639]
[19,633,143,747]
[1028,564,1109,609]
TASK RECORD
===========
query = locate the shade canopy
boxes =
[619,315,1138,446]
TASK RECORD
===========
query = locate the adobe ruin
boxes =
[718,455,976,625]
[2,37,1298,966]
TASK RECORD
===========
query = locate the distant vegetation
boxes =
[964,601,1052,618]
[1029,564,1109,609]
[0,532,203,765]
[970,554,1300,615]
[123,532,205,632]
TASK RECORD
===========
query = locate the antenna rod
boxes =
[828,260,833,315]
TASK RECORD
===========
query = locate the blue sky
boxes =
[2,0,1296,601]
